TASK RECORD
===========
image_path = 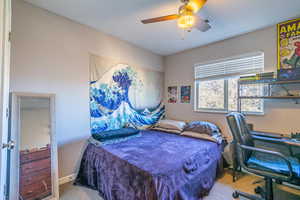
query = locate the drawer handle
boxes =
[26,177,32,182]
[26,190,33,195]
[42,180,48,191]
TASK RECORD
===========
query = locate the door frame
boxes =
[0,0,11,200]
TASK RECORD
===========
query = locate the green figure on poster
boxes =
[283,42,300,68]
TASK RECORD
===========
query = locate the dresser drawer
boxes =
[20,168,51,186]
[21,158,51,175]
[20,178,52,200]
[20,190,52,200]
[20,148,50,164]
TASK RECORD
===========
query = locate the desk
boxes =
[251,131,300,147]
[284,139,300,147]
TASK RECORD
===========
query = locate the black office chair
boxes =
[226,112,300,200]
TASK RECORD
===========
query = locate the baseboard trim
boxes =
[59,174,76,185]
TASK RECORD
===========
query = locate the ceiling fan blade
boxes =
[195,17,211,32]
[141,14,179,24]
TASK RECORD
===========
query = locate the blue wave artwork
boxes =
[90,64,165,134]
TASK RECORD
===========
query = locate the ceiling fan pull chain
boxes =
[180,29,186,40]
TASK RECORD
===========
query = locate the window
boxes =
[195,52,264,114]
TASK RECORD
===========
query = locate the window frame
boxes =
[194,76,265,115]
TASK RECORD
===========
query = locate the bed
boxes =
[75,130,224,200]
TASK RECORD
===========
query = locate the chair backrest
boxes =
[226,112,254,161]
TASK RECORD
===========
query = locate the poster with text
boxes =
[278,18,300,69]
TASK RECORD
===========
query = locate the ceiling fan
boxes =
[141,0,211,32]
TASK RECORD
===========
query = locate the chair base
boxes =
[233,178,274,200]
[233,191,264,200]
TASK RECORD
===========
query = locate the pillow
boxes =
[124,122,139,129]
[184,121,220,136]
[156,119,186,132]
[181,131,222,143]
[92,128,140,142]
[89,133,142,146]
[151,127,182,134]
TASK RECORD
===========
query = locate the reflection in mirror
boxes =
[19,97,52,200]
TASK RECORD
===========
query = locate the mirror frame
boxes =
[10,92,59,200]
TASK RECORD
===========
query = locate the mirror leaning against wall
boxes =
[9,93,59,200]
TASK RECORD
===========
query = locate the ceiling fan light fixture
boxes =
[177,10,195,29]
[141,0,211,32]
[186,0,207,13]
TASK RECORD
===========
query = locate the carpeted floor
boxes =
[59,171,300,200]
[60,183,102,200]
[59,182,235,200]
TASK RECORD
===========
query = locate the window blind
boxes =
[194,52,264,79]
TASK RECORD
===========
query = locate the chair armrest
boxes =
[252,135,300,156]
[238,144,293,181]
[250,131,285,139]
[252,135,288,145]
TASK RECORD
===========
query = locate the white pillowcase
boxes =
[156,119,186,132]
[151,127,182,135]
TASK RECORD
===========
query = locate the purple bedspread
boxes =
[75,130,222,200]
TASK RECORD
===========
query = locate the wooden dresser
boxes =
[20,145,52,200]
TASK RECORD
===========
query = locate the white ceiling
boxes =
[24,0,300,56]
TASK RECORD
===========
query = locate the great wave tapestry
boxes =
[90,54,165,134]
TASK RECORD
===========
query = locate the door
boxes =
[0,0,11,200]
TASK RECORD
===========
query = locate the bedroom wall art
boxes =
[278,18,300,69]
[167,86,178,103]
[89,54,165,134]
[180,86,191,103]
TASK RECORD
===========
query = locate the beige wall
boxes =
[10,0,164,177]
[164,26,300,139]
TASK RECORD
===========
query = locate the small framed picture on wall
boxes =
[167,86,178,103]
[180,86,191,103]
